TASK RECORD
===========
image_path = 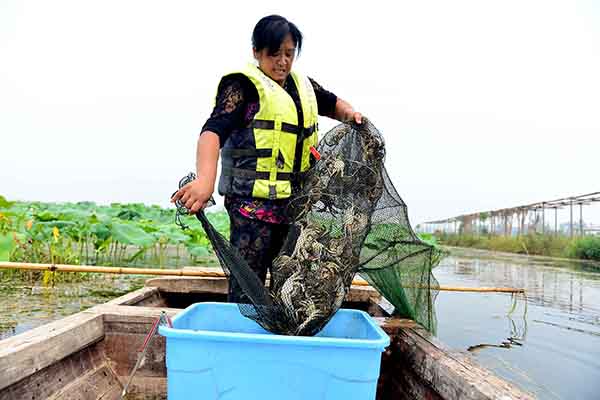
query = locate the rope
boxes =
[120,311,172,399]
[172,172,216,230]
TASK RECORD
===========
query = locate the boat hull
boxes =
[0,274,534,400]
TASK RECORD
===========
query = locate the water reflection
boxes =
[0,273,146,340]
[440,251,600,321]
[467,314,527,353]
[434,248,600,399]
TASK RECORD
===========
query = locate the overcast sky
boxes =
[1,0,599,225]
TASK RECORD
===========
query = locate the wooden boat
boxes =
[0,269,534,399]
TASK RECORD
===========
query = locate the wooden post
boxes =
[494,214,497,235]
[542,203,545,234]
[555,207,558,236]
[570,199,574,238]
[580,203,584,236]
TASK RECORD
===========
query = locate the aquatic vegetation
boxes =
[0,198,228,281]
[567,236,600,261]
[0,271,147,340]
[438,232,600,262]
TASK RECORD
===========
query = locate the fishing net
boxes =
[175,118,441,335]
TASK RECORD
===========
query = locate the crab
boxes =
[271,255,300,290]
[326,237,347,258]
[342,206,369,239]
[277,272,304,322]
[324,124,350,146]
[294,298,324,335]
[291,222,325,260]
[317,261,341,281]
[260,120,393,336]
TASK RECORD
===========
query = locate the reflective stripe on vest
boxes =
[219,64,319,200]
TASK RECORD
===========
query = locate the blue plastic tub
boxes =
[158,302,390,400]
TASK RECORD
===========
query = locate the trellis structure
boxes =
[420,192,600,237]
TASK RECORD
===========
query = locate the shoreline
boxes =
[442,245,600,269]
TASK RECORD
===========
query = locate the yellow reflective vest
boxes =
[217,64,319,200]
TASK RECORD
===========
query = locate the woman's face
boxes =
[254,34,296,86]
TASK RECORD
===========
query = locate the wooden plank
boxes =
[133,292,166,307]
[121,376,166,400]
[0,341,106,400]
[105,330,167,379]
[98,306,170,395]
[94,304,179,319]
[0,306,171,400]
[99,304,178,389]
[48,365,122,400]
[0,311,104,391]
[105,286,159,306]
[347,285,381,303]
[145,275,381,303]
[145,276,228,294]
[374,317,417,332]
[376,314,444,400]
[377,340,444,400]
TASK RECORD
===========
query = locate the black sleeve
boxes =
[308,77,338,118]
[201,74,257,146]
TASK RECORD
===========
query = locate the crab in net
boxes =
[178,117,440,336]
[266,118,387,336]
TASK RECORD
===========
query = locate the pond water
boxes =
[0,273,146,340]
[434,247,600,399]
[2,247,599,398]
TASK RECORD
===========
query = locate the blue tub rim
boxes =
[158,302,390,350]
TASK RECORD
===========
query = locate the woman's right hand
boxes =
[170,178,214,214]
[172,130,220,214]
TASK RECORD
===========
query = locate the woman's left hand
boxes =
[335,98,362,125]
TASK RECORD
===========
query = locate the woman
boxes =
[171,15,362,302]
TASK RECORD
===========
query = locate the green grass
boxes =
[567,236,600,261]
[437,233,600,261]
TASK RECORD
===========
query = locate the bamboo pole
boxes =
[0,261,224,278]
[429,286,524,293]
[0,262,525,294]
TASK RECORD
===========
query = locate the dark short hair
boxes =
[252,15,303,56]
